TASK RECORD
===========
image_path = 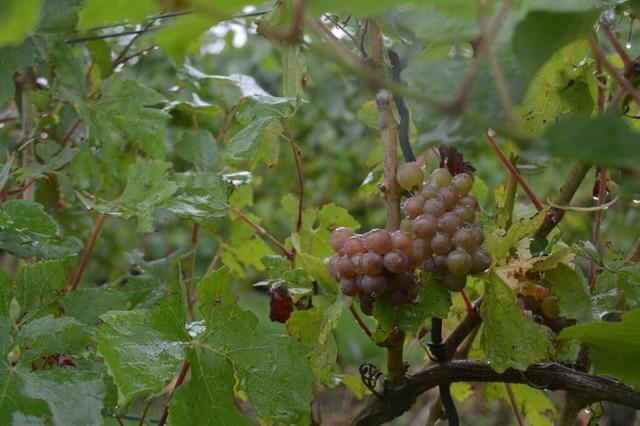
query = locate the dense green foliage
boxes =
[0,0,639,424]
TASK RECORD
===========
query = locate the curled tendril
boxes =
[359,363,384,399]
[547,180,620,212]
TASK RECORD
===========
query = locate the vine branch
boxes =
[352,360,640,425]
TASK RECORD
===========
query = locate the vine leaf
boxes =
[485,211,546,263]
[18,315,94,363]
[15,260,67,323]
[543,263,591,321]
[170,268,314,425]
[481,273,554,373]
[485,383,556,426]
[287,295,350,383]
[0,200,81,259]
[559,308,640,389]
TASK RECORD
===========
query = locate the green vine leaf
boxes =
[543,263,591,321]
[481,273,554,373]
[559,308,640,389]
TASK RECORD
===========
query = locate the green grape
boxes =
[422,198,447,217]
[400,218,413,233]
[391,230,413,255]
[336,256,357,278]
[541,296,560,319]
[431,232,453,254]
[342,236,367,256]
[421,183,439,200]
[430,168,453,188]
[438,186,459,210]
[383,250,408,273]
[441,274,466,292]
[438,211,463,235]
[330,226,354,252]
[452,227,478,252]
[340,278,359,296]
[446,248,472,276]
[470,247,492,273]
[403,196,425,219]
[425,254,448,276]
[396,162,424,190]
[412,214,438,239]
[454,206,475,223]
[360,274,389,297]
[361,252,384,275]
[453,173,474,195]
[365,229,393,255]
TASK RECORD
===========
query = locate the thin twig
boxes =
[158,361,191,426]
[138,399,153,426]
[284,120,304,235]
[59,117,82,149]
[0,115,18,124]
[186,223,200,321]
[388,50,416,163]
[504,154,518,230]
[505,383,526,426]
[68,212,107,292]
[588,168,607,293]
[349,304,372,338]
[485,130,544,211]
[113,14,159,64]
[113,44,158,66]
[228,204,294,259]
[600,23,636,77]
[460,289,474,314]
[591,36,640,107]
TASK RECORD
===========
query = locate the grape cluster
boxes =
[398,163,491,292]
[328,227,424,315]
[517,284,574,333]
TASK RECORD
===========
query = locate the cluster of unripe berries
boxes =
[398,163,491,292]
[328,161,492,314]
[517,283,574,333]
[329,227,423,315]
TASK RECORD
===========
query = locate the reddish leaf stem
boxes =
[485,130,544,212]
[68,212,107,293]
[504,383,525,426]
[158,360,191,426]
[228,204,294,259]
[59,117,82,149]
[460,289,474,314]
[588,168,607,293]
[600,23,636,77]
[591,36,640,106]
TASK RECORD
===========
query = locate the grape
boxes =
[519,282,538,297]
[470,247,492,273]
[340,278,359,296]
[360,274,389,297]
[438,211,463,235]
[425,254,448,276]
[391,230,413,255]
[438,186,459,210]
[453,173,474,195]
[469,226,485,246]
[396,162,424,190]
[383,250,408,273]
[342,236,366,256]
[388,289,411,307]
[446,248,472,276]
[412,214,438,239]
[441,274,466,292]
[351,253,365,274]
[331,227,354,252]
[329,257,340,279]
[408,239,429,268]
[365,229,393,255]
[400,218,413,233]
[520,295,540,311]
[430,168,453,188]
[335,256,357,278]
[392,271,416,289]
[360,292,374,316]
[541,296,560,319]
[361,252,384,275]
[454,206,475,223]
[422,198,446,217]
[452,227,478,252]
[459,195,479,210]
[421,184,439,200]
[431,232,453,254]
[402,195,425,219]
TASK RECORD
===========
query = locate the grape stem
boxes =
[349,305,372,338]
[460,289,474,314]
